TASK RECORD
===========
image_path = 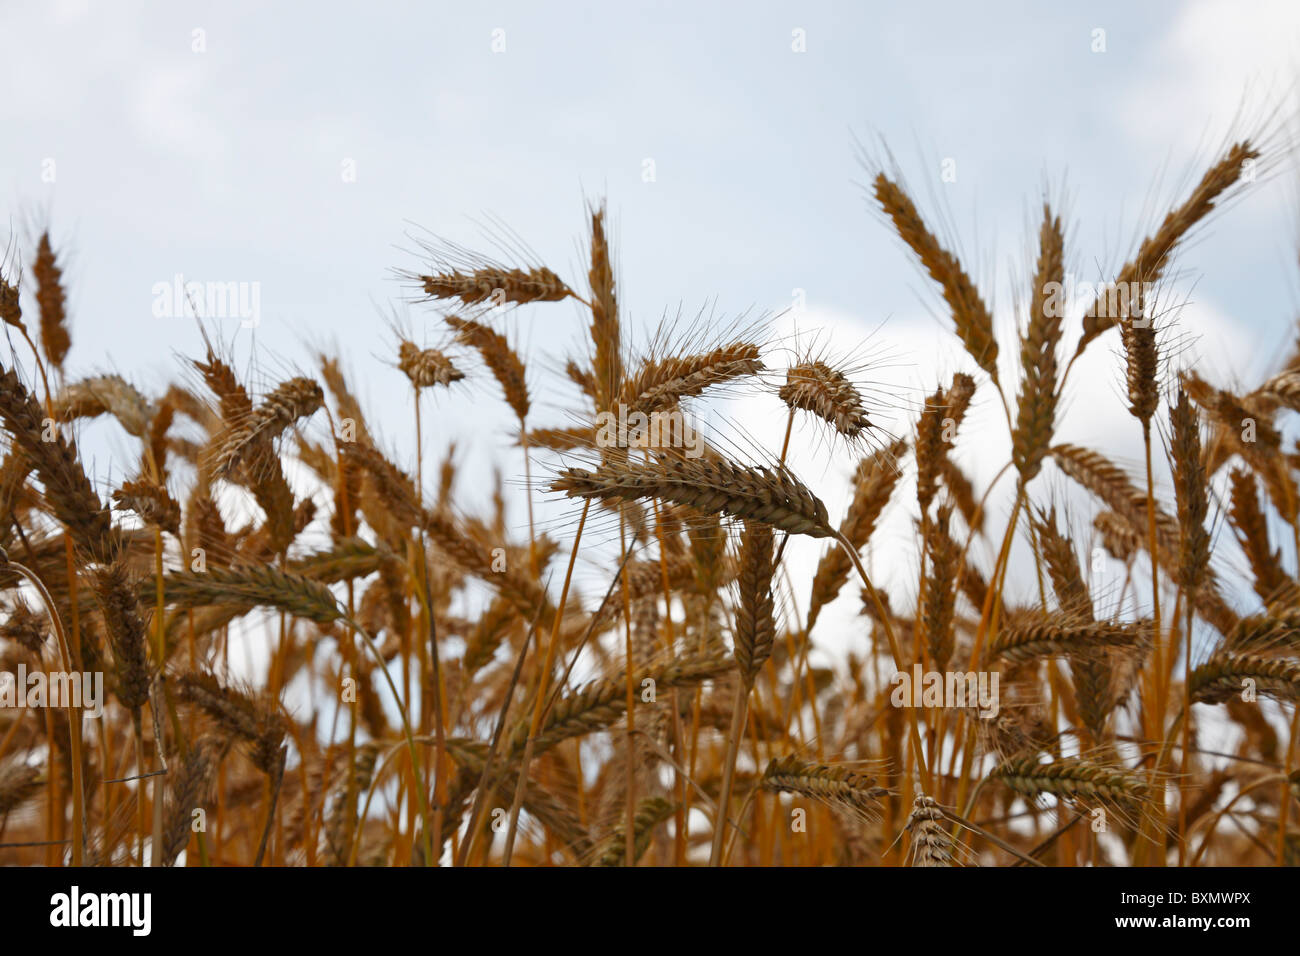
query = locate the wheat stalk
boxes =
[874,175,999,383]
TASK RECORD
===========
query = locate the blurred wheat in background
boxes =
[2,111,1300,866]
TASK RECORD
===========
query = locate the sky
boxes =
[3,0,1300,673]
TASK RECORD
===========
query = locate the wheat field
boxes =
[1,127,1298,867]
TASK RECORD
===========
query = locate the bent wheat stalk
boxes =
[1,552,86,866]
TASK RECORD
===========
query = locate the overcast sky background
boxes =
[3,0,1300,673]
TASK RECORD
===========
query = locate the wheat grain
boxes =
[733,521,775,683]
[778,360,872,439]
[1013,205,1064,483]
[33,232,70,371]
[398,341,464,390]
[874,175,998,381]
[554,455,833,538]
[446,315,530,422]
[1075,141,1260,357]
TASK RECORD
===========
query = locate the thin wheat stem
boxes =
[778,407,795,464]
[456,599,545,867]
[1189,773,1286,867]
[1279,709,1298,867]
[939,805,1045,866]
[341,612,432,865]
[502,499,591,866]
[620,512,636,866]
[835,530,933,793]
[708,679,749,865]
[1143,424,1163,714]
[4,558,86,865]
[954,489,1023,821]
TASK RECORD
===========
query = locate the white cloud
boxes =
[731,263,1265,659]
[132,64,228,162]
[1124,0,1300,150]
